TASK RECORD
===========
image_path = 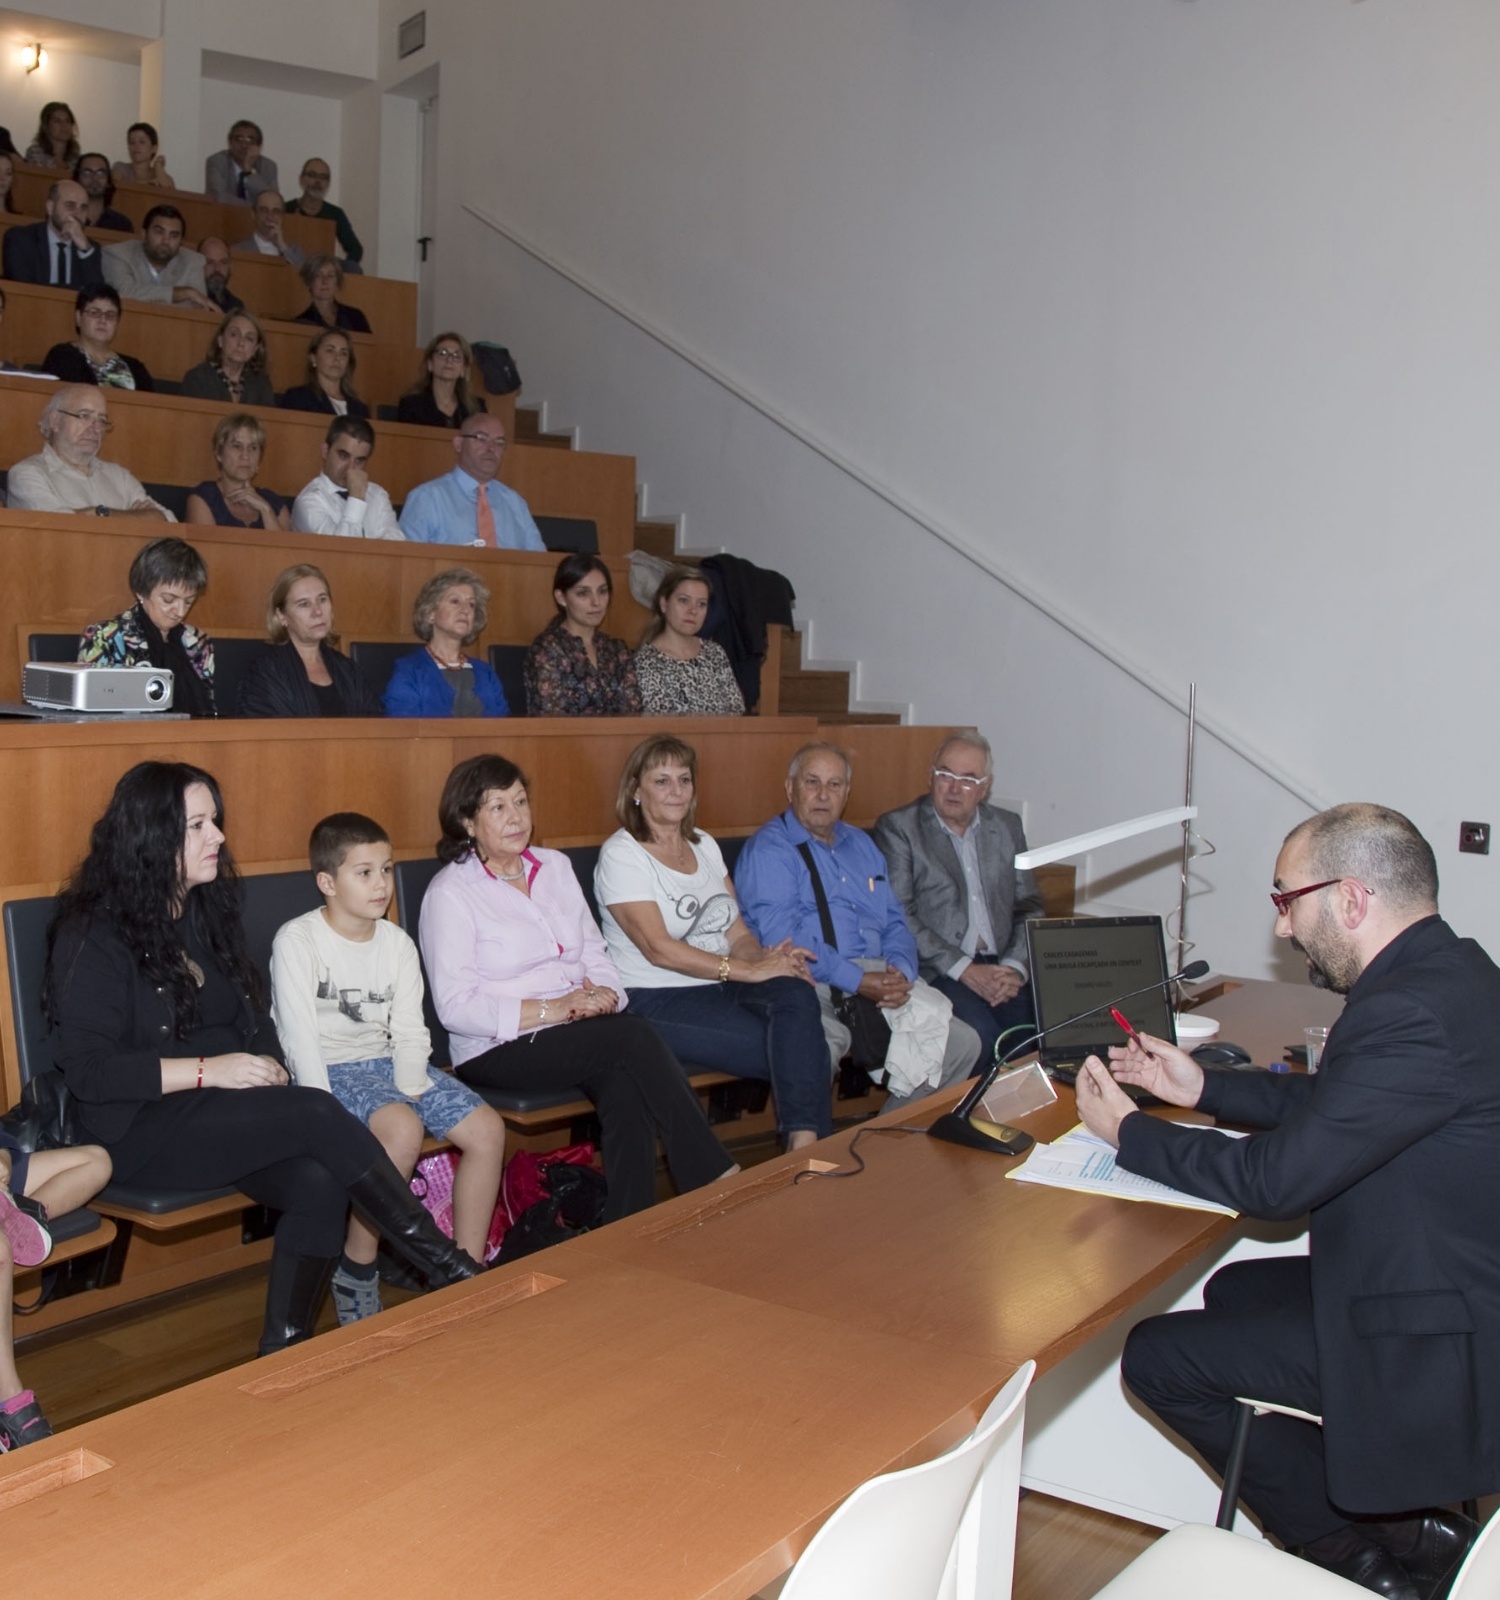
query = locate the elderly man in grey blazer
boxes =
[873,729,1045,1066]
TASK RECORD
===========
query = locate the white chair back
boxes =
[779,1360,1035,1600]
[1451,1509,1500,1600]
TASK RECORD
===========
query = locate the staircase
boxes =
[518,408,900,724]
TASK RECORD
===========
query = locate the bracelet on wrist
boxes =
[196,1058,204,1089]
[717,955,731,982]
[537,997,549,1026]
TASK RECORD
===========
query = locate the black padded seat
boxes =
[348,640,415,703]
[534,516,599,554]
[487,644,528,718]
[27,632,78,663]
[142,482,191,521]
[211,635,269,718]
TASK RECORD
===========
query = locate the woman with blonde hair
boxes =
[236,564,380,718]
[396,330,487,429]
[185,412,290,531]
[595,734,830,1150]
[382,568,510,717]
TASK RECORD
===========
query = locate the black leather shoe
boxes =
[1290,1531,1421,1600]
[1376,1511,1479,1600]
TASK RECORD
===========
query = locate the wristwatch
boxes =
[95,505,111,517]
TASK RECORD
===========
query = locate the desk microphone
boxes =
[927,959,1211,1157]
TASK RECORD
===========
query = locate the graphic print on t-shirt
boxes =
[671,889,736,953]
[315,962,395,1026]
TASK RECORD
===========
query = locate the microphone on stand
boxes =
[927,959,1211,1157]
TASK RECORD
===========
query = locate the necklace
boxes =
[479,855,527,883]
[426,643,464,670]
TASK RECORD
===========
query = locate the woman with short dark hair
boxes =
[113,122,175,188]
[524,553,642,716]
[78,537,217,718]
[237,564,381,718]
[42,285,154,392]
[419,753,734,1220]
[382,568,509,717]
[43,762,478,1357]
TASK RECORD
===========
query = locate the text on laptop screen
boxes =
[1025,917,1176,1061]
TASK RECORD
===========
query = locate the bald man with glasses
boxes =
[7,386,172,518]
[398,418,545,549]
[874,729,1045,1066]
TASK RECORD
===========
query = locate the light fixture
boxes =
[24,43,46,74]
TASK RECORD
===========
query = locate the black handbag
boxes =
[796,843,892,1076]
[0,1068,84,1153]
[473,342,522,396]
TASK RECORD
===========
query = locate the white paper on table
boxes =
[1005,1123,1244,1215]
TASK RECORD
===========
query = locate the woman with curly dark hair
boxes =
[419,753,735,1219]
[43,762,479,1355]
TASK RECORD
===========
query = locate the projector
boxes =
[22,662,175,713]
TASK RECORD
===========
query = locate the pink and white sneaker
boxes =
[0,1188,50,1267]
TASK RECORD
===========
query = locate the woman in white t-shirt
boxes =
[595,735,832,1150]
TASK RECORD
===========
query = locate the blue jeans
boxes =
[627,977,833,1139]
[929,973,1035,1071]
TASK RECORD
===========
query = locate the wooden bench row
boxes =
[0,380,632,557]
[0,270,431,411]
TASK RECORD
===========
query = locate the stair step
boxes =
[513,408,573,450]
[821,712,902,726]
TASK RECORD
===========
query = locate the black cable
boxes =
[792,1123,929,1184]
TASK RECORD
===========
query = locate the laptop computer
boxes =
[1024,915,1176,1103]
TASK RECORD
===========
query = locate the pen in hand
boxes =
[1110,1006,1156,1057]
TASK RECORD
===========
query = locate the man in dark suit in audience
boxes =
[874,729,1045,1068]
[2,180,104,289]
[198,237,244,315]
[204,120,279,205]
[1076,803,1497,1599]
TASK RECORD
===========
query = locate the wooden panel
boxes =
[0,379,626,551]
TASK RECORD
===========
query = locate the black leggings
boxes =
[106,1086,384,1258]
[456,1014,729,1220]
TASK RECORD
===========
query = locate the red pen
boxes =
[1110,1007,1149,1052]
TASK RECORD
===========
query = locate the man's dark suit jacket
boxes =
[2,221,104,288]
[1120,914,1500,1511]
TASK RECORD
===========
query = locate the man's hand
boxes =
[1075,1056,1138,1147]
[858,966,911,1009]
[344,464,369,501]
[960,961,1024,1006]
[173,286,215,312]
[125,498,169,520]
[58,213,91,251]
[1107,1033,1205,1108]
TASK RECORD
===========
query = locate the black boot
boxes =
[258,1251,338,1357]
[346,1162,481,1289]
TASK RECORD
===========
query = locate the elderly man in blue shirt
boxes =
[736,741,981,1108]
[399,416,546,549]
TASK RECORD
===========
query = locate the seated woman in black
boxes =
[43,761,478,1356]
[237,563,381,718]
[185,413,290,533]
[277,328,369,419]
[292,256,371,335]
[42,285,154,392]
[395,330,487,429]
[77,536,217,718]
[179,311,276,408]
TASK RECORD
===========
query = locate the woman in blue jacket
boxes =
[382,567,509,718]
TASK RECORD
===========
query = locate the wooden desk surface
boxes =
[0,1255,1002,1600]
[0,982,1330,1595]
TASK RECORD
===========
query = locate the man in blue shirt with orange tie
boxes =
[399,417,545,550]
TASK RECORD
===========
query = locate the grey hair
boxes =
[787,741,852,783]
[411,567,489,645]
[932,728,993,776]
[1285,803,1438,913]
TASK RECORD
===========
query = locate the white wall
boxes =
[0,47,140,166]
[393,0,1500,982]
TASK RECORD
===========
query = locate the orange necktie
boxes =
[476,485,497,547]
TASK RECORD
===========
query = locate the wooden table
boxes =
[0,981,1335,1592]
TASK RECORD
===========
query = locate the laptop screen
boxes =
[1024,916,1177,1064]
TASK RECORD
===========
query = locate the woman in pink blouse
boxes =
[418,753,735,1219]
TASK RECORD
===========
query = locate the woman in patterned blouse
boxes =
[634,568,745,718]
[524,554,642,716]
